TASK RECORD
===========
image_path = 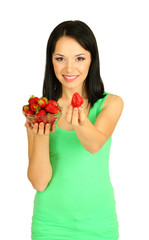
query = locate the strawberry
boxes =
[57,107,62,112]
[32,119,38,125]
[30,103,41,113]
[46,113,56,123]
[22,105,30,113]
[38,98,47,108]
[71,92,83,108]
[42,97,48,103]
[48,100,58,107]
[37,109,47,116]
[45,101,60,113]
[25,109,34,117]
[35,109,47,123]
[28,95,39,105]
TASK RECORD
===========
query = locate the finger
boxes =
[44,123,50,136]
[78,107,86,125]
[66,105,73,124]
[38,122,44,135]
[24,122,29,128]
[72,107,79,126]
[50,124,56,133]
[25,120,31,128]
[33,123,38,135]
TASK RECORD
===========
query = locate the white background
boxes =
[0,0,149,239]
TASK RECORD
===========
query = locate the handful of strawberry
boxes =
[23,95,62,126]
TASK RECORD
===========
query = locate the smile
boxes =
[63,75,79,82]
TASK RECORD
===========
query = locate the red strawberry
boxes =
[71,92,83,108]
[28,95,39,105]
[38,109,47,116]
[48,100,58,107]
[35,109,47,123]
[42,97,48,103]
[22,105,30,113]
[45,102,59,113]
[57,107,62,113]
[46,113,56,123]
[46,113,57,127]
[32,119,38,125]
[34,97,39,103]
[25,109,34,117]
[46,113,51,122]
[38,98,47,108]
[30,103,41,113]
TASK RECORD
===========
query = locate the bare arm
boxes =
[25,122,56,192]
[66,94,124,154]
[26,122,34,161]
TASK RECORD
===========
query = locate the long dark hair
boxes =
[42,20,105,107]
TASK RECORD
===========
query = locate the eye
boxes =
[76,57,86,61]
[55,57,65,61]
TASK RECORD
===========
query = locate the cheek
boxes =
[52,63,65,82]
[53,63,63,75]
[80,63,91,76]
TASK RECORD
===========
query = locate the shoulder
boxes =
[103,93,124,112]
[94,94,124,138]
[95,93,124,124]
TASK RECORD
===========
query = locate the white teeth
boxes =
[64,75,77,79]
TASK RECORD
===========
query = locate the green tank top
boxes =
[32,93,119,240]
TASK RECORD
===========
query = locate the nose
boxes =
[65,60,75,73]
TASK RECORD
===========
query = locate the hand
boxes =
[25,121,56,136]
[66,105,86,128]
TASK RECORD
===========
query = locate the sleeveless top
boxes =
[31,93,119,240]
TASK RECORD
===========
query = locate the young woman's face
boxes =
[52,36,91,91]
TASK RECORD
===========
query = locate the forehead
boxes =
[54,36,90,56]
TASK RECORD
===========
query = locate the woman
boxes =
[25,20,124,240]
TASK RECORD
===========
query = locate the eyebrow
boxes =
[75,53,86,57]
[54,53,86,57]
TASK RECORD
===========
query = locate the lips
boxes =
[63,75,79,82]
